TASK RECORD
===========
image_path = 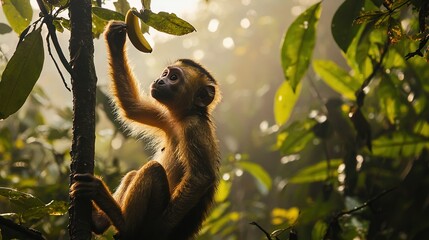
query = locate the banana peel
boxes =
[125,9,152,53]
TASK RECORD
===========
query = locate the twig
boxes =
[323,187,397,239]
[46,32,71,91]
[405,35,429,60]
[35,0,75,91]
[0,215,46,240]
[250,222,273,240]
[355,41,389,107]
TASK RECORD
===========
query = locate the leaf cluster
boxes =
[272,0,429,239]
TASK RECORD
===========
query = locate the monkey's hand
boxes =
[70,173,126,234]
[70,173,107,199]
[104,21,127,55]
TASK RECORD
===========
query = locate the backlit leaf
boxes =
[277,120,316,155]
[0,29,44,119]
[313,60,360,100]
[92,7,125,21]
[136,9,196,36]
[271,207,299,225]
[214,179,232,203]
[1,0,32,34]
[274,81,301,125]
[289,159,342,184]
[237,161,272,195]
[372,132,428,158]
[281,2,321,91]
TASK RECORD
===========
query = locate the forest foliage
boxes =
[0,0,429,239]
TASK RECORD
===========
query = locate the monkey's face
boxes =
[151,66,185,105]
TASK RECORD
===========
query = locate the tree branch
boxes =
[0,215,46,240]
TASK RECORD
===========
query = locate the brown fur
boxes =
[70,21,221,240]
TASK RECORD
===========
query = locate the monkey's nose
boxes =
[154,79,165,85]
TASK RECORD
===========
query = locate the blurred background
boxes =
[1,0,429,239]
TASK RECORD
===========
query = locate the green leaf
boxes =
[136,9,196,36]
[1,0,32,34]
[92,12,108,39]
[274,81,301,125]
[277,120,316,155]
[280,2,321,91]
[113,0,130,15]
[312,221,328,240]
[372,132,428,158]
[22,200,68,221]
[0,187,44,210]
[0,29,44,119]
[289,159,342,184]
[142,0,151,10]
[236,161,272,195]
[214,180,232,203]
[331,0,364,52]
[313,60,360,100]
[0,23,13,34]
[92,7,125,21]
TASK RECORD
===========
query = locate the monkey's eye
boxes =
[170,74,178,81]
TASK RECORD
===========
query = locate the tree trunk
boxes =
[68,0,97,239]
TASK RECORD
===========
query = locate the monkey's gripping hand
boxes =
[104,21,127,55]
[70,173,126,233]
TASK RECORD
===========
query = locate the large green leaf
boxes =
[313,60,360,100]
[92,7,125,21]
[277,120,316,155]
[0,187,44,210]
[274,81,301,125]
[0,29,44,119]
[331,0,364,52]
[23,200,68,221]
[280,2,321,91]
[236,161,272,195]
[135,9,196,36]
[1,0,32,34]
[372,132,428,158]
[289,159,342,184]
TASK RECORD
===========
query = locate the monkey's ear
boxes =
[195,85,215,107]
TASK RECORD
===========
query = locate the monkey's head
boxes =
[150,59,221,117]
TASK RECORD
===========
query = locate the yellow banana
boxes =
[125,9,152,53]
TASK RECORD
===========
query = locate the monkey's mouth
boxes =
[150,87,159,98]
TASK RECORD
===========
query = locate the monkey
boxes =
[69,21,221,240]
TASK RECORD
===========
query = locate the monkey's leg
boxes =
[90,170,138,234]
[113,170,137,203]
[120,161,170,238]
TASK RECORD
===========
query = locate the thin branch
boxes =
[46,32,71,92]
[355,41,389,107]
[340,187,397,216]
[405,35,429,60]
[250,222,273,240]
[0,215,46,240]
[323,187,397,239]
[35,0,76,91]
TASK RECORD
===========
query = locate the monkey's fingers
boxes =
[70,181,99,198]
[108,21,127,32]
[73,173,97,182]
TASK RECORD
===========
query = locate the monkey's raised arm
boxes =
[105,21,171,131]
